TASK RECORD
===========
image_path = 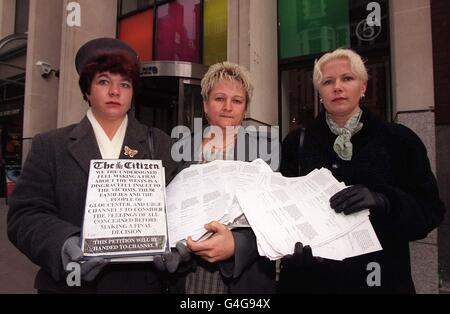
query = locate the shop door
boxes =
[135,61,208,135]
[135,77,203,135]
[179,79,204,131]
[280,64,320,139]
[135,76,179,134]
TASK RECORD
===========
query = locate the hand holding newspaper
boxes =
[165,159,271,247]
[82,158,382,262]
[167,160,382,261]
[235,168,382,261]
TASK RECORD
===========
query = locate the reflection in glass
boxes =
[120,0,153,16]
[182,82,203,129]
[203,0,227,65]
[118,9,154,61]
[15,0,30,33]
[279,0,350,58]
[281,67,317,139]
[135,77,179,134]
[155,0,201,62]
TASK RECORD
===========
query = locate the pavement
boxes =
[0,199,38,294]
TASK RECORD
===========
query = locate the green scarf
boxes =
[326,109,363,161]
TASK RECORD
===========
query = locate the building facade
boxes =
[0,0,448,293]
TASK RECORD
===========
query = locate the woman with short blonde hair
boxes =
[279,48,445,294]
[201,61,254,107]
[156,61,276,294]
[312,48,368,91]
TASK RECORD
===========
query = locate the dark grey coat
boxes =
[7,115,179,293]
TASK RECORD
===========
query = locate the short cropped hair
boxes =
[313,48,368,91]
[78,52,141,102]
[201,62,254,106]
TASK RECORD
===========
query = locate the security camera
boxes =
[36,61,53,78]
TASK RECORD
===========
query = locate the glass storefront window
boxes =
[118,9,154,61]
[135,76,179,133]
[15,0,29,33]
[363,54,390,120]
[182,81,203,128]
[203,0,227,65]
[349,0,389,50]
[155,0,201,63]
[279,0,350,59]
[280,66,317,137]
[119,0,154,16]
[279,0,391,138]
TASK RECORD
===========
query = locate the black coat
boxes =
[279,110,445,294]
[172,130,277,294]
[7,116,180,293]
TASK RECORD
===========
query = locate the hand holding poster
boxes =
[81,160,169,259]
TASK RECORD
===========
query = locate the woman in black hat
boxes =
[7,38,180,293]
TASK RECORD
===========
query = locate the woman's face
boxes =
[88,71,133,122]
[319,58,367,122]
[203,79,247,130]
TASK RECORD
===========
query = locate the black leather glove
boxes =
[281,242,322,272]
[153,241,192,273]
[330,185,390,215]
[61,236,108,282]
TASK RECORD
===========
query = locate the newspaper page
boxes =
[81,160,169,260]
[235,168,382,260]
[166,159,270,246]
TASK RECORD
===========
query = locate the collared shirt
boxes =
[87,108,128,159]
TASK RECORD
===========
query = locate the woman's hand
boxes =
[186,221,235,263]
[330,185,390,215]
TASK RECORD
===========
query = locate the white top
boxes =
[86,108,128,159]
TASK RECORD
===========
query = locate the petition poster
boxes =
[81,160,168,259]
